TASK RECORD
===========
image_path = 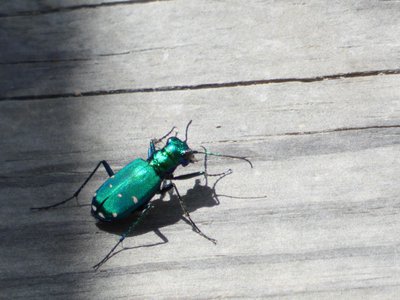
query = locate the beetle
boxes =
[31,121,252,269]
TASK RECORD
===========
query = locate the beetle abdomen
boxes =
[91,158,161,222]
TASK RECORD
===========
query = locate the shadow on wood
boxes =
[95,178,221,237]
[93,177,224,265]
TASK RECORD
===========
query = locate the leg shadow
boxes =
[95,174,228,252]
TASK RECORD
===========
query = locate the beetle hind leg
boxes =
[31,160,115,210]
[93,203,154,270]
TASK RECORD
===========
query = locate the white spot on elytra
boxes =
[132,196,138,204]
[118,194,122,198]
[112,212,118,218]
[98,212,105,219]
[111,175,115,178]
[109,184,113,188]
[92,205,97,211]
[93,192,97,197]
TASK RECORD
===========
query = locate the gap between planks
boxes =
[0,0,169,18]
[1,68,400,102]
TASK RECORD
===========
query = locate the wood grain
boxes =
[0,0,399,299]
[0,0,160,17]
[1,0,400,98]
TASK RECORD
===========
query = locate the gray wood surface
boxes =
[1,0,400,99]
[1,1,399,299]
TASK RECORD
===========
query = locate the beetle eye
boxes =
[184,150,195,162]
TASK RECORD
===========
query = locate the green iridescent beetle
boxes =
[31,121,252,269]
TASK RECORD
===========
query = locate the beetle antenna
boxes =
[184,120,192,142]
[193,149,253,168]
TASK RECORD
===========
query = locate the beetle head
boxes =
[166,136,196,166]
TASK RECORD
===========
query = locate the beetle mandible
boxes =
[31,121,252,269]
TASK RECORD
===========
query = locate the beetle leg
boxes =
[93,203,154,270]
[167,171,205,180]
[31,160,115,210]
[147,126,177,160]
[161,182,217,244]
[166,169,232,181]
[154,126,176,145]
[158,181,174,194]
[147,140,156,160]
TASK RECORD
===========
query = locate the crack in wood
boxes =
[1,244,395,283]
[0,45,195,65]
[0,57,92,66]
[0,0,170,18]
[201,124,400,144]
[1,68,400,102]
[1,125,398,167]
[281,124,400,136]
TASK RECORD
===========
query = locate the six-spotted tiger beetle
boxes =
[31,121,252,269]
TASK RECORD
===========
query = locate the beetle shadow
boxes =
[95,173,227,252]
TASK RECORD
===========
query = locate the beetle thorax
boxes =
[149,137,190,175]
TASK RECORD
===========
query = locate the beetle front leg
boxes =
[147,126,177,160]
[165,169,232,181]
[155,126,177,144]
[31,160,115,210]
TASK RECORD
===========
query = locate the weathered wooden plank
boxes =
[1,137,399,299]
[0,76,399,298]
[1,75,399,166]
[0,0,158,17]
[1,0,400,98]
[1,0,400,298]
